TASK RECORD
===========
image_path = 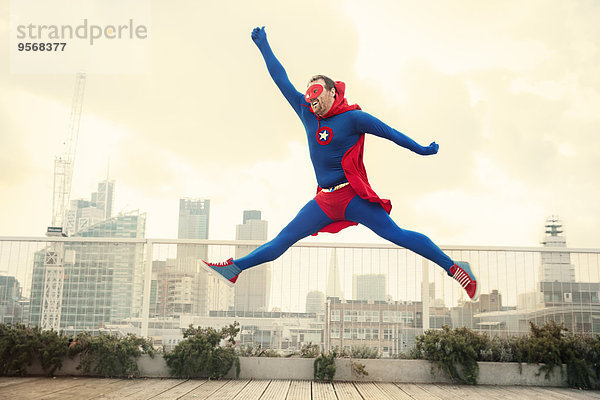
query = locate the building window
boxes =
[382,310,414,323]
[331,310,340,322]
[367,310,379,322]
[344,328,351,339]
[344,310,358,322]
[330,327,340,339]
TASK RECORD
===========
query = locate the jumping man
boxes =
[201,27,480,301]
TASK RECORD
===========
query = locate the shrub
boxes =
[563,332,600,389]
[0,324,69,376]
[237,343,261,357]
[237,343,281,357]
[415,325,488,384]
[512,320,565,380]
[0,323,41,376]
[351,360,368,378]
[314,350,337,382]
[300,342,320,358]
[350,345,379,359]
[68,332,154,378]
[414,321,600,389]
[479,335,516,363]
[164,322,240,379]
[38,328,71,375]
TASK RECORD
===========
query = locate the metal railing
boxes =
[1,236,599,356]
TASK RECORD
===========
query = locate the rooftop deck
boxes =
[1,377,599,400]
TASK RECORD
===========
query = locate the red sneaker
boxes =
[449,261,480,301]
[200,258,241,287]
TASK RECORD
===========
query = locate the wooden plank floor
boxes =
[1,377,599,400]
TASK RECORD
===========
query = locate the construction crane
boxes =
[41,73,86,331]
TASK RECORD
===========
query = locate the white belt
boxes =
[322,182,350,193]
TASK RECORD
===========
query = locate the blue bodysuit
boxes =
[233,30,455,273]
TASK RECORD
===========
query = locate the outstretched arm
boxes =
[251,26,303,113]
[355,111,439,156]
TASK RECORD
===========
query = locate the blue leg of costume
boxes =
[344,196,454,273]
[234,199,333,270]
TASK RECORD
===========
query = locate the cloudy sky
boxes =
[1,0,599,248]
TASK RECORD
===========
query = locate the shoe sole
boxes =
[471,280,481,302]
[199,260,235,288]
[455,261,480,302]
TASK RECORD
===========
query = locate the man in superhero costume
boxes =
[201,26,480,301]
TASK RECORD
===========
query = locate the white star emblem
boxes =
[319,130,329,141]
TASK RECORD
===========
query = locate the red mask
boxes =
[305,84,324,102]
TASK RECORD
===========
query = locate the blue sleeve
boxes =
[354,111,428,155]
[256,40,304,116]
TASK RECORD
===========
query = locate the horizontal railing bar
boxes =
[0,236,147,244]
[0,236,598,253]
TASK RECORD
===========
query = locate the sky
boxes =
[1,0,599,249]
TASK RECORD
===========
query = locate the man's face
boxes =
[306,79,336,116]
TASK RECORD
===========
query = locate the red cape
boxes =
[311,82,393,235]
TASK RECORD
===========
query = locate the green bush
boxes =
[415,325,489,384]
[237,343,281,357]
[413,321,600,389]
[0,324,69,376]
[314,350,337,382]
[479,335,516,363]
[237,343,261,357]
[514,321,600,389]
[1,323,41,376]
[299,342,320,358]
[38,328,71,375]
[68,332,154,378]
[563,332,600,389]
[350,345,380,359]
[512,321,564,379]
[164,322,240,379]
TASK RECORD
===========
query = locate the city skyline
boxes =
[1,213,599,345]
[1,1,599,251]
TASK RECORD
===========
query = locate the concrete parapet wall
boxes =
[26,355,568,387]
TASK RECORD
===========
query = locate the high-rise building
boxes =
[306,290,325,314]
[234,210,271,312]
[539,216,575,283]
[352,274,387,301]
[177,198,210,272]
[326,249,344,300]
[91,179,115,219]
[178,198,210,239]
[243,210,262,224]
[0,275,23,324]
[175,198,229,314]
[66,179,115,234]
[29,210,146,333]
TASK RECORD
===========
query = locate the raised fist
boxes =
[251,26,267,47]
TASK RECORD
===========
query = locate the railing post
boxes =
[422,258,430,332]
[141,240,153,338]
